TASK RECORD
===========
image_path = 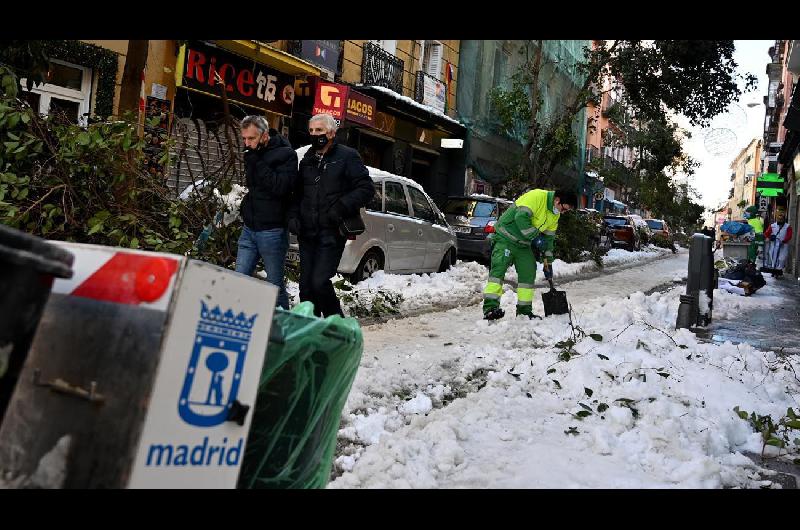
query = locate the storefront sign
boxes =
[313,81,348,120]
[441,138,463,149]
[420,76,446,113]
[345,89,376,127]
[300,40,341,74]
[177,41,295,116]
[756,172,785,197]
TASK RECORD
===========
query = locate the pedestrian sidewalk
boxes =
[696,274,800,355]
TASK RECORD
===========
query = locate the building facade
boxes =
[725,138,762,221]
[761,40,800,279]
[17,40,467,207]
[456,40,590,199]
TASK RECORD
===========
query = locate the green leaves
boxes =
[589,334,603,341]
[733,406,749,420]
[597,354,609,360]
[584,387,593,398]
[597,403,609,413]
[564,426,579,436]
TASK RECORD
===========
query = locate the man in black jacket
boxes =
[236,115,297,309]
[289,113,374,317]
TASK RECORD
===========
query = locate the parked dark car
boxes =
[603,214,641,251]
[443,195,513,263]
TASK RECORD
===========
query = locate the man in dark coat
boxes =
[288,113,374,317]
[236,115,297,309]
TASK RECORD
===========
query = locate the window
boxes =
[367,181,383,212]
[384,181,410,216]
[407,186,437,223]
[21,59,92,126]
[371,40,397,56]
[492,46,509,88]
[423,40,443,80]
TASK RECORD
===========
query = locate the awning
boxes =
[355,85,466,134]
[214,40,320,77]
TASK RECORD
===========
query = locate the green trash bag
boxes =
[237,301,363,489]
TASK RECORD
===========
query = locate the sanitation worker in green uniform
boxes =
[483,189,575,320]
[743,205,764,264]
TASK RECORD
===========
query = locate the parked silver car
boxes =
[288,165,458,283]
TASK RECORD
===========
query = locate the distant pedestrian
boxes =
[764,211,792,277]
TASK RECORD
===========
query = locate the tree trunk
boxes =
[118,40,150,116]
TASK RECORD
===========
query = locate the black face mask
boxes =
[310,133,330,150]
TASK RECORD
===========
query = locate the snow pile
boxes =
[282,245,677,318]
[329,277,799,488]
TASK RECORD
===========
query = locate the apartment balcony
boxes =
[361,42,404,94]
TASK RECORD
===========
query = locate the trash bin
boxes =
[238,302,364,489]
[0,225,74,425]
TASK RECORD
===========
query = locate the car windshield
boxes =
[646,220,663,230]
[604,217,628,227]
[445,199,496,218]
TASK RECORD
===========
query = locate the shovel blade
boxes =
[541,288,569,316]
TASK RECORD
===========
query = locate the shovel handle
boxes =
[543,258,555,290]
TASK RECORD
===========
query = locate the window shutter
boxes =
[425,41,443,80]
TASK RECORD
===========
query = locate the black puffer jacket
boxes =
[240,133,298,231]
[290,142,374,237]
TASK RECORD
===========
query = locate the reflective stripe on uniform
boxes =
[543,230,556,236]
[517,300,533,306]
[484,281,503,297]
[521,226,539,237]
[483,292,501,300]
[488,276,503,285]
[518,283,534,289]
[517,287,534,303]
[517,205,533,216]
[496,225,527,245]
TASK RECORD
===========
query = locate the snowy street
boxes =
[329,251,800,488]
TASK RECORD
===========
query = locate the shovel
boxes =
[540,258,569,316]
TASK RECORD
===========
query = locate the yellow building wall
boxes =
[80,40,178,117]
[340,40,460,119]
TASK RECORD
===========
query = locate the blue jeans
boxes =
[235,226,290,309]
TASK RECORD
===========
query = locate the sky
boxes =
[678,40,773,211]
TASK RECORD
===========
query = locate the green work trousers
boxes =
[482,236,537,315]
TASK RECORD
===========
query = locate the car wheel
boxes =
[350,248,384,284]
[438,248,455,273]
[627,241,635,252]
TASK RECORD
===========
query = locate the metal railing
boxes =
[361,42,404,94]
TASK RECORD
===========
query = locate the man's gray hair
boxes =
[241,115,269,135]
[309,113,338,133]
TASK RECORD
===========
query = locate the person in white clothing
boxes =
[763,211,793,277]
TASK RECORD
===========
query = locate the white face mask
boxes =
[552,206,559,215]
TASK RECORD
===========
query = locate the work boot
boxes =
[484,307,505,321]
[516,308,542,320]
